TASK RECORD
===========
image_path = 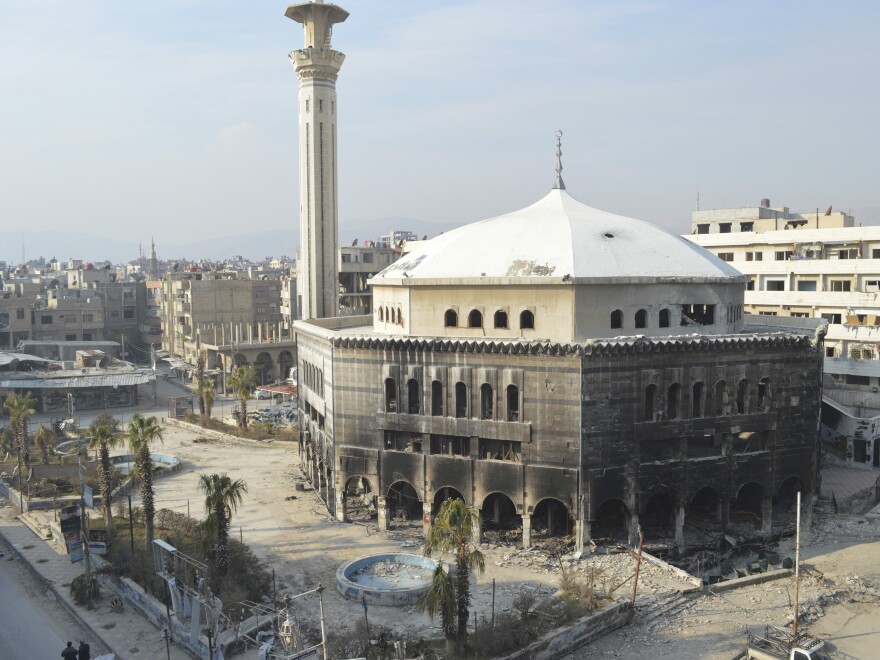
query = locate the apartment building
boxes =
[338,245,401,315]
[687,200,880,469]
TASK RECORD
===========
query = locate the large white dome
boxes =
[373,189,744,284]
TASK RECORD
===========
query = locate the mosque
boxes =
[287,1,826,554]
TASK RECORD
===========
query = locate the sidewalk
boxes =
[0,505,191,660]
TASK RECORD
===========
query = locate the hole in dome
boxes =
[604,232,614,238]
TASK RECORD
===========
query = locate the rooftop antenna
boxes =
[553,129,565,190]
[696,190,700,211]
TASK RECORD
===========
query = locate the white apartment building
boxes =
[687,200,880,470]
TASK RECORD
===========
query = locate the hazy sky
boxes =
[1,0,878,260]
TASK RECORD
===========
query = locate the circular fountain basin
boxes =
[336,553,440,607]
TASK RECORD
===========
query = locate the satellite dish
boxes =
[351,238,358,246]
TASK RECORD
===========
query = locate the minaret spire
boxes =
[553,129,565,190]
[286,1,349,320]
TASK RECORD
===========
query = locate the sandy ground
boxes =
[125,422,880,658]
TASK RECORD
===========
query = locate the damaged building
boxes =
[294,182,827,554]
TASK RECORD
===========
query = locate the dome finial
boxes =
[554,129,565,190]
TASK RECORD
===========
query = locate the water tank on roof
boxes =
[760,198,770,208]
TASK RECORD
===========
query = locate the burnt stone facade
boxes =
[295,316,826,553]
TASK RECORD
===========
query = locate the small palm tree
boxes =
[4,391,37,463]
[195,352,207,417]
[198,472,248,576]
[198,377,216,422]
[88,423,122,530]
[416,564,456,646]
[422,498,485,653]
[126,414,164,546]
[228,366,256,430]
[0,427,13,460]
[34,425,57,465]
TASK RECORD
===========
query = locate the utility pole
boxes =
[793,490,802,638]
[78,458,93,610]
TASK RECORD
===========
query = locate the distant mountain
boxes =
[2,216,465,265]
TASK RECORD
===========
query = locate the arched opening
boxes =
[480,383,493,420]
[384,306,390,323]
[278,350,294,382]
[757,377,771,411]
[233,353,248,367]
[397,307,404,325]
[692,382,704,418]
[685,487,722,546]
[468,309,483,328]
[773,476,805,526]
[659,308,671,328]
[532,498,572,540]
[736,379,748,414]
[387,481,422,527]
[407,378,421,415]
[506,384,519,421]
[494,310,508,329]
[520,310,535,330]
[254,352,274,385]
[344,476,375,522]
[378,307,384,322]
[667,383,680,419]
[433,487,465,517]
[713,380,727,416]
[592,498,629,543]
[611,309,623,329]
[635,309,647,329]
[384,378,397,413]
[642,491,675,537]
[481,492,522,544]
[431,380,443,416]
[644,384,657,421]
[454,382,467,418]
[732,482,764,530]
[444,309,457,327]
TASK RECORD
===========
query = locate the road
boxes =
[0,539,105,660]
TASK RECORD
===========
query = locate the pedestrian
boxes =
[78,640,91,660]
[61,641,78,659]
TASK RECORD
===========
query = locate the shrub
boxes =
[70,573,100,605]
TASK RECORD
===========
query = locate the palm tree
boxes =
[198,473,248,575]
[34,424,57,465]
[198,377,216,422]
[0,427,13,461]
[422,498,485,653]
[126,414,164,546]
[4,391,37,463]
[416,564,456,647]
[227,366,256,430]
[195,352,206,417]
[88,423,122,530]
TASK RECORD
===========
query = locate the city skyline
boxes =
[1,0,878,264]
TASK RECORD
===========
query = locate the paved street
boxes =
[0,534,104,660]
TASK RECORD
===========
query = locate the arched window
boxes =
[454,382,468,418]
[407,378,420,414]
[506,384,519,421]
[480,383,494,420]
[659,308,670,328]
[692,382,704,418]
[635,309,647,329]
[520,310,535,329]
[644,384,657,421]
[384,378,397,413]
[494,310,508,329]
[431,380,443,416]
[611,309,623,329]
[468,309,483,328]
[444,309,458,327]
[378,307,384,322]
[667,383,680,419]
[384,306,390,323]
[757,377,771,410]
[714,380,727,416]
[736,379,748,414]
[397,308,404,326]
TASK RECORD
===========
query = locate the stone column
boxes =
[422,502,432,537]
[522,514,531,549]
[376,496,390,531]
[675,504,686,552]
[472,509,482,546]
[761,496,773,539]
[628,514,641,547]
[335,488,347,522]
[720,496,730,531]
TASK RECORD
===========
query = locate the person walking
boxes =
[78,640,91,660]
[61,641,78,659]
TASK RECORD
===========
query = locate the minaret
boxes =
[286,1,348,320]
[148,238,159,280]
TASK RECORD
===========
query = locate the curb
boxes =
[0,518,125,660]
